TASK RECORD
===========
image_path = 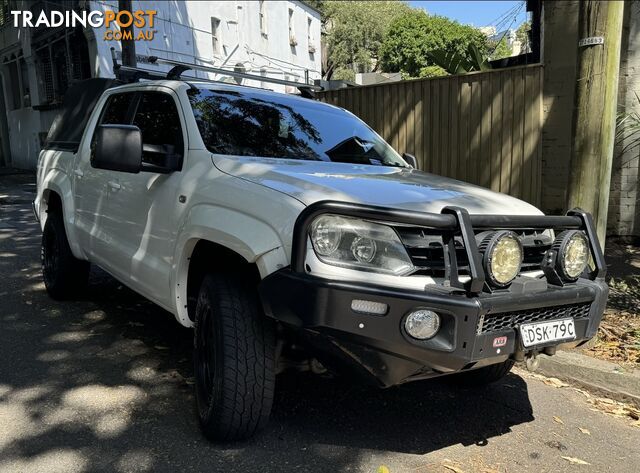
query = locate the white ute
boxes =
[35,61,608,441]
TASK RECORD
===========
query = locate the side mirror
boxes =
[92,125,142,173]
[402,153,418,169]
[141,143,182,173]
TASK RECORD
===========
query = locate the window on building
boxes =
[33,27,91,105]
[0,0,12,28]
[5,60,21,110]
[307,17,314,53]
[288,8,295,45]
[259,0,267,35]
[211,17,221,55]
[19,58,30,107]
[133,92,184,162]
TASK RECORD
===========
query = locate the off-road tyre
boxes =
[41,211,90,300]
[194,273,276,441]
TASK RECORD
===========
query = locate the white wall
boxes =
[91,0,322,92]
[0,0,322,169]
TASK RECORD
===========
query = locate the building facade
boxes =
[0,0,322,169]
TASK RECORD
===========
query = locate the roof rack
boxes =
[110,47,322,97]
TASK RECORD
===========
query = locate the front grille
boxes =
[477,302,592,334]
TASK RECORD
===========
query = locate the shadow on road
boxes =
[0,179,534,472]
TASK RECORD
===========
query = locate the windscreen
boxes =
[188,87,407,167]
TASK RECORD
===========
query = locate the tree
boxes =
[567,1,624,248]
[489,36,512,60]
[515,21,531,54]
[321,1,411,80]
[379,10,489,78]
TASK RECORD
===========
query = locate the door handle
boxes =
[107,180,121,191]
[73,169,84,178]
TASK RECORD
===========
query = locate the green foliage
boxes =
[322,1,411,79]
[515,21,531,53]
[332,67,356,82]
[424,42,489,75]
[379,10,489,78]
[489,36,513,60]
[616,92,640,154]
[418,65,448,78]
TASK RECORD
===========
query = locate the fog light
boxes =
[351,299,388,315]
[480,230,523,288]
[404,309,440,340]
[554,230,590,281]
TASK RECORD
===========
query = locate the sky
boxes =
[408,1,529,29]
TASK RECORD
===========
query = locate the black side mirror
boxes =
[141,143,182,173]
[402,153,418,169]
[92,125,142,173]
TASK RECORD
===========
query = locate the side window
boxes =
[132,92,184,162]
[99,93,136,125]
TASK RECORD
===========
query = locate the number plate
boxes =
[519,318,576,348]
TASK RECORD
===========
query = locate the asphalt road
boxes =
[1,174,639,473]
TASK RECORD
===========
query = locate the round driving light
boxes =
[480,231,523,288]
[404,309,440,340]
[351,236,377,263]
[310,216,342,256]
[554,230,590,281]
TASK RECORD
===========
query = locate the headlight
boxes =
[480,231,523,288]
[554,230,590,281]
[309,215,414,275]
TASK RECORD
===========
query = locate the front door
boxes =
[96,89,187,308]
[73,92,137,262]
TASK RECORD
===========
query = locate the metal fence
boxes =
[318,64,543,206]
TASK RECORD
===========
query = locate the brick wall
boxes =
[540,0,579,215]
[608,2,640,236]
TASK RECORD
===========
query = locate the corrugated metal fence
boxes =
[318,64,543,206]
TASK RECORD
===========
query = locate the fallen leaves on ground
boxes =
[442,461,465,473]
[586,396,640,424]
[578,427,591,435]
[543,377,570,388]
[561,456,591,465]
[587,242,640,365]
[518,369,640,427]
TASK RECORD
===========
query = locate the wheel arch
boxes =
[38,170,83,258]
[172,207,290,327]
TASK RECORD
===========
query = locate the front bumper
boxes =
[260,271,608,387]
[260,201,609,387]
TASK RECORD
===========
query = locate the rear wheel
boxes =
[194,273,276,441]
[453,359,515,386]
[41,212,89,300]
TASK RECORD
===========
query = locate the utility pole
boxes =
[567,1,624,249]
[119,0,136,67]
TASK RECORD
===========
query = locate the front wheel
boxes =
[41,212,89,300]
[193,274,276,441]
